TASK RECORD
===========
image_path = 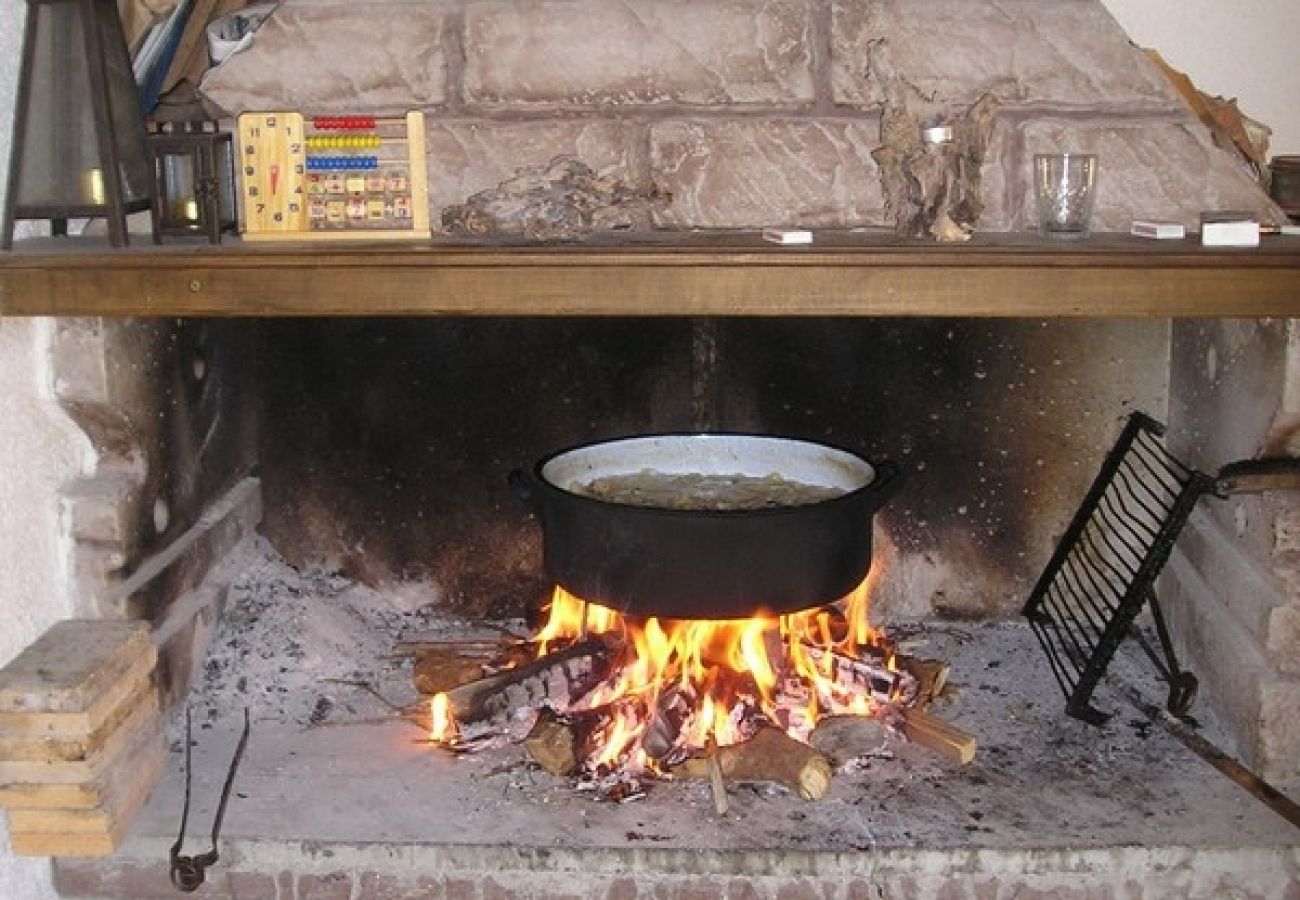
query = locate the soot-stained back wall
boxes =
[254,318,1169,621]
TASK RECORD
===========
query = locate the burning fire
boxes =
[430,558,908,775]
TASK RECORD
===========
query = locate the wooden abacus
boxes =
[236,111,429,241]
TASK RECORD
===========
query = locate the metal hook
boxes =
[169,707,251,893]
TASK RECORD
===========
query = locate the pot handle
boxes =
[868,459,904,503]
[508,468,538,509]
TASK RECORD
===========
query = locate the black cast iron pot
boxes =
[510,434,903,620]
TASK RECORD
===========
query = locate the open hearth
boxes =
[48,548,1300,898]
[2,0,1299,895]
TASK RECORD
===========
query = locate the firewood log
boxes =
[799,644,900,701]
[808,714,890,766]
[672,727,832,800]
[522,701,643,776]
[524,707,584,776]
[899,708,976,765]
[443,636,617,725]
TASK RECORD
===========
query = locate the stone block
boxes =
[775,878,826,900]
[650,119,885,229]
[298,872,354,900]
[357,871,447,899]
[445,877,481,900]
[1012,119,1282,231]
[1257,678,1300,791]
[1267,602,1300,676]
[61,475,143,547]
[200,2,448,115]
[1162,547,1270,764]
[53,858,191,899]
[425,120,642,231]
[228,871,280,899]
[1164,504,1289,652]
[830,0,1182,110]
[463,0,814,109]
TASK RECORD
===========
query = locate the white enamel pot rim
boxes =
[537,433,879,500]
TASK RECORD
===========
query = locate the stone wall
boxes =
[1165,319,1300,790]
[200,0,1281,233]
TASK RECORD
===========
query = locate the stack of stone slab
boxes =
[0,620,166,856]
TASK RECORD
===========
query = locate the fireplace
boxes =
[2,0,1299,897]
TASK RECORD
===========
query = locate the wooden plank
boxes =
[0,691,159,785]
[0,234,1298,318]
[9,829,123,858]
[0,683,158,762]
[899,708,977,765]
[0,620,153,715]
[7,731,166,836]
[0,654,156,740]
[0,703,165,811]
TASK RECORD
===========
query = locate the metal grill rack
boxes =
[1023,412,1213,725]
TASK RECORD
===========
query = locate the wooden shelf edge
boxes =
[2,235,1298,318]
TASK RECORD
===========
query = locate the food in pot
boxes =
[571,469,846,511]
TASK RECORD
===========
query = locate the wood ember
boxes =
[869,43,999,242]
[641,681,697,761]
[672,726,832,801]
[799,643,918,706]
[443,636,618,726]
[441,156,666,242]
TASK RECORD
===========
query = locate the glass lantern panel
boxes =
[217,138,236,225]
[14,2,100,209]
[95,0,152,202]
[160,153,199,225]
[12,0,151,211]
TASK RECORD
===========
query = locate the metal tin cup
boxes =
[1034,153,1098,239]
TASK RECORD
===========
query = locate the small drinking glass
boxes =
[1034,153,1098,239]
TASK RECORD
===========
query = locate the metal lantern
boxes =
[2,0,157,248]
[149,120,236,243]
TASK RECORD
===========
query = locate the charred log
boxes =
[444,636,618,726]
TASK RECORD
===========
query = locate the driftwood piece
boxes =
[441,156,666,242]
[673,727,832,800]
[899,708,976,765]
[869,43,999,242]
[443,637,617,726]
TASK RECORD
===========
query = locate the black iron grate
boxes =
[1023,412,1214,724]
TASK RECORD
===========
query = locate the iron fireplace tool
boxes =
[170,707,251,892]
[1023,411,1300,725]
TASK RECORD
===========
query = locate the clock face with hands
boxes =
[237,113,308,234]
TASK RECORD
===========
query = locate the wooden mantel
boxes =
[1,231,1298,317]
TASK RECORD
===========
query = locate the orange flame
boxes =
[535,556,891,767]
[429,692,458,744]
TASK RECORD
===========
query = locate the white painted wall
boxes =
[0,319,92,900]
[1102,0,1300,156]
[1,4,94,896]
